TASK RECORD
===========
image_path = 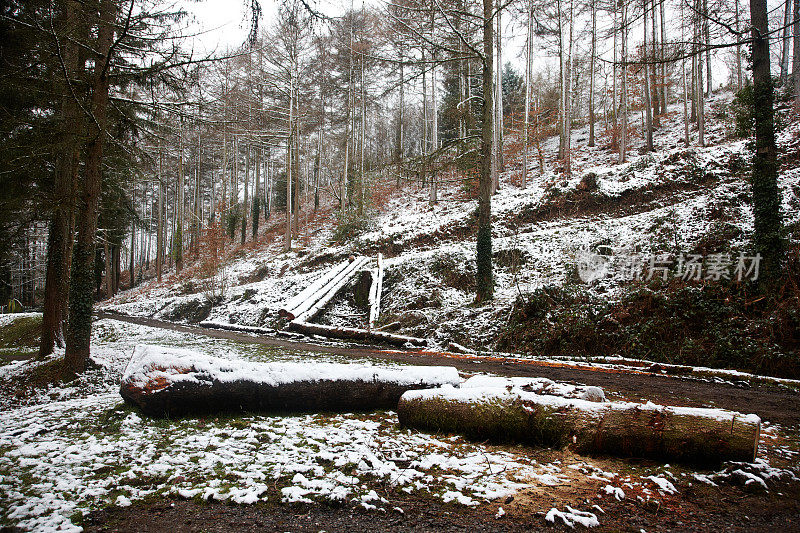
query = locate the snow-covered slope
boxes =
[103,90,800,353]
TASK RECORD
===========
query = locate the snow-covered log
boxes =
[120,345,457,417]
[368,253,383,329]
[289,320,427,347]
[397,384,760,464]
[291,256,369,322]
[278,259,353,318]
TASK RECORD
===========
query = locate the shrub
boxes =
[499,276,800,378]
[731,85,755,139]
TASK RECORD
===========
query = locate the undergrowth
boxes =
[499,249,800,378]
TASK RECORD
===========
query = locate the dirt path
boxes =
[99,312,800,426]
[81,479,800,533]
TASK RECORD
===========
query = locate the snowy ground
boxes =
[2,314,799,531]
[0,317,587,530]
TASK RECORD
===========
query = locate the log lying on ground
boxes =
[289,320,427,347]
[397,384,760,465]
[121,344,454,417]
[198,321,276,335]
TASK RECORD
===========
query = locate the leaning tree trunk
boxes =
[63,0,116,377]
[750,0,785,282]
[476,0,494,303]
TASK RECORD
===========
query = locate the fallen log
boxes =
[292,256,369,322]
[121,344,454,417]
[278,259,353,318]
[397,385,760,465]
[289,320,427,347]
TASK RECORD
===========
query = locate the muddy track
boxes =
[99,311,800,426]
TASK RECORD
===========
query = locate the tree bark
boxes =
[121,348,450,418]
[794,0,800,108]
[40,0,83,357]
[63,0,117,377]
[781,0,792,86]
[750,0,785,282]
[588,0,596,147]
[397,390,760,465]
[476,0,494,302]
[643,0,654,152]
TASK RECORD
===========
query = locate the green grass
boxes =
[0,315,41,360]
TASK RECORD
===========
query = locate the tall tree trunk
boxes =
[522,2,532,186]
[781,0,792,86]
[422,47,429,189]
[292,97,301,237]
[104,235,112,298]
[495,0,504,178]
[63,0,116,377]
[643,0,654,152]
[697,0,705,147]
[736,0,743,90]
[129,183,135,289]
[476,0,494,303]
[660,0,667,109]
[252,148,260,238]
[564,0,573,176]
[285,87,293,252]
[176,128,185,270]
[750,0,784,282]
[612,3,618,151]
[588,0,596,147]
[242,144,249,244]
[157,151,164,283]
[430,49,439,204]
[704,0,711,95]
[40,0,83,357]
[794,0,800,109]
[619,0,628,163]
[650,0,660,117]
[396,47,405,187]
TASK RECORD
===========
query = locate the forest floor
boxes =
[2,314,799,532]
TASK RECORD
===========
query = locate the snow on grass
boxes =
[0,319,565,531]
